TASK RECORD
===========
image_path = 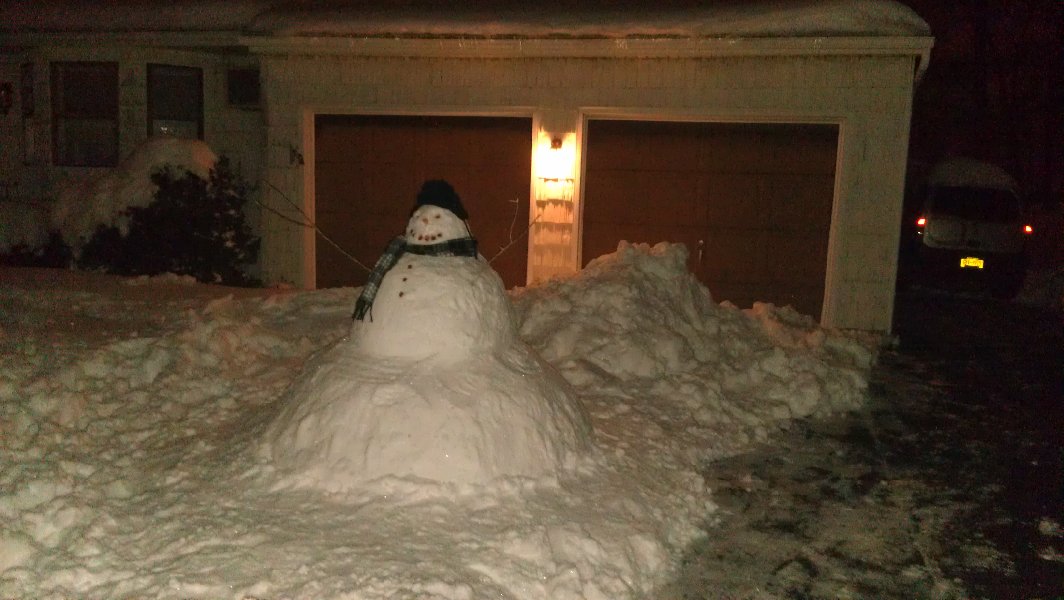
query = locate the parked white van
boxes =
[904,157,1032,298]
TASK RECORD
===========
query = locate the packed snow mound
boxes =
[52,137,217,251]
[259,339,592,491]
[0,261,879,599]
[513,242,876,444]
[259,257,592,492]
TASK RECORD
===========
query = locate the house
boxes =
[0,0,933,331]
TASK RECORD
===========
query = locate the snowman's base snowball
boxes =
[259,340,592,492]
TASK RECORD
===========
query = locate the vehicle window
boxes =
[929,187,1019,223]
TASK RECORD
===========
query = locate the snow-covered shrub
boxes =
[78,157,260,286]
[0,230,72,268]
[52,136,218,249]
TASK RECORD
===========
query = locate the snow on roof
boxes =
[2,0,929,39]
[927,157,1020,195]
[1,0,271,33]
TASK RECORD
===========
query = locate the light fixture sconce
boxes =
[0,82,13,116]
[534,131,576,203]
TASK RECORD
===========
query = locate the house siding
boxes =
[257,51,918,331]
[0,46,264,228]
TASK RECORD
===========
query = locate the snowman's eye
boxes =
[434,214,440,219]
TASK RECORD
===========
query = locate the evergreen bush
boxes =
[0,231,73,268]
[79,157,260,286]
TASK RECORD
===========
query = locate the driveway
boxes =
[663,290,1063,599]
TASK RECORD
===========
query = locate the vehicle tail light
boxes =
[916,216,926,227]
[1023,224,1033,235]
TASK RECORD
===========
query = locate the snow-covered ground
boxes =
[0,242,878,599]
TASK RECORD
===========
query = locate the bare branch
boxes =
[489,197,540,264]
[255,180,372,273]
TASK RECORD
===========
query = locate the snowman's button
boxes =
[399,292,405,297]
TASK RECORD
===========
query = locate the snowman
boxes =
[350,180,514,361]
[258,180,592,493]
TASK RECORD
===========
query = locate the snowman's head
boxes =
[405,204,469,245]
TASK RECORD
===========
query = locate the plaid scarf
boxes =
[352,236,479,321]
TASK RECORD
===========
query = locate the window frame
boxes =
[50,61,119,167]
[146,63,204,140]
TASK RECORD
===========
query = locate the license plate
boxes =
[960,256,984,269]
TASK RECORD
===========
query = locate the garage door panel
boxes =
[369,124,418,161]
[586,171,701,225]
[770,128,839,175]
[703,174,764,227]
[316,167,379,214]
[417,127,470,167]
[700,132,767,174]
[316,118,374,159]
[762,174,836,230]
[588,130,703,172]
[315,115,531,289]
[366,166,418,218]
[585,120,837,318]
[702,229,768,283]
[468,130,531,166]
[762,232,826,283]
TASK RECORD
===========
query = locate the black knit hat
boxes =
[414,179,468,220]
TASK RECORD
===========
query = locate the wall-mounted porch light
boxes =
[534,131,576,202]
[529,130,579,283]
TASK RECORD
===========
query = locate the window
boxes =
[51,61,118,167]
[147,64,203,139]
[226,68,260,107]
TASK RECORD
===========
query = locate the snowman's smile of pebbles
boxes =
[405,205,469,245]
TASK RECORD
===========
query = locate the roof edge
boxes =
[241,35,935,61]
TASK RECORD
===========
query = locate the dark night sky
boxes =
[895,0,1063,208]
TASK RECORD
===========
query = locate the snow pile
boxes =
[258,252,592,491]
[0,243,878,599]
[513,242,875,452]
[51,137,217,252]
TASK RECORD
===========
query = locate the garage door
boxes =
[315,115,532,289]
[583,120,838,318]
